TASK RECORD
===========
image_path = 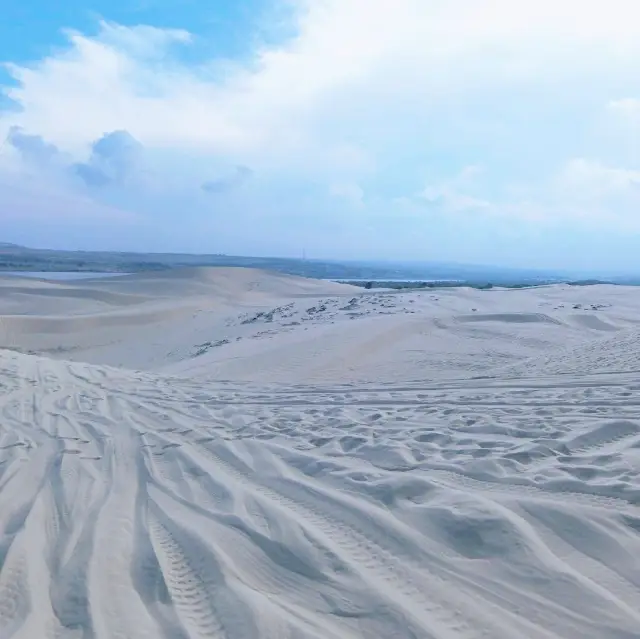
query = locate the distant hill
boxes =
[4,243,626,286]
[0,245,568,283]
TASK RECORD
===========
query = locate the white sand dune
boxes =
[1,268,639,638]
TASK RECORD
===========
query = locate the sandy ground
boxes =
[0,267,639,638]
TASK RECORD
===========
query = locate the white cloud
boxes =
[329,182,364,207]
[4,2,640,159]
[3,0,640,255]
[608,98,640,123]
[559,158,640,196]
[202,165,253,193]
[419,165,491,213]
[411,156,640,227]
[0,174,136,223]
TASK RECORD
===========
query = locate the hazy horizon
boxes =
[3,2,640,272]
[4,240,637,279]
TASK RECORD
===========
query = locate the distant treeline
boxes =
[2,244,635,285]
[0,258,171,273]
[342,280,496,290]
[344,279,618,290]
[0,250,560,282]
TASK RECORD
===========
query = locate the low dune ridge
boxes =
[74,266,359,299]
[1,267,639,638]
[0,267,356,308]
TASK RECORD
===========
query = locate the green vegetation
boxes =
[3,242,628,287]
[342,280,553,290]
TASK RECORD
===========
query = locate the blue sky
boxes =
[2,0,640,272]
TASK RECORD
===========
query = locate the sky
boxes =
[2,0,640,272]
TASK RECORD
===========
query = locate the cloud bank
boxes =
[202,165,253,194]
[2,1,640,269]
[73,130,142,187]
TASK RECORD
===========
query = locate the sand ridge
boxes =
[0,268,639,638]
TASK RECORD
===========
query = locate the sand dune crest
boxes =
[1,269,639,637]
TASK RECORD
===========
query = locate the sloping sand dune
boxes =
[0,269,639,638]
[79,267,358,299]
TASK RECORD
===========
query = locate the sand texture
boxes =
[0,268,639,638]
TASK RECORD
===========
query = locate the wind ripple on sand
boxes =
[0,350,639,638]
